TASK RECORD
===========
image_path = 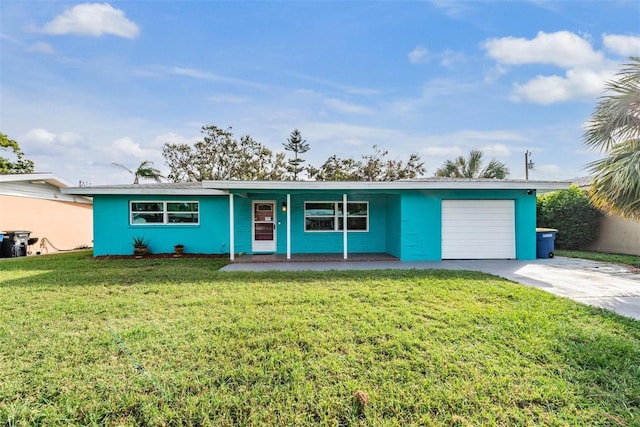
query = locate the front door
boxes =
[252,201,276,252]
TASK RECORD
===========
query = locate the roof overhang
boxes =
[1,172,92,203]
[61,186,228,196]
[0,172,72,189]
[203,179,571,192]
[61,179,571,196]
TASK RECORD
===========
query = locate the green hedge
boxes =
[537,186,602,249]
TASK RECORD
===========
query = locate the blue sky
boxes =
[1,1,639,185]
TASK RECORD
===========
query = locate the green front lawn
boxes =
[1,251,639,426]
[555,249,640,267]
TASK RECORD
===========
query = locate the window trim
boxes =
[130,201,200,226]
[304,201,368,232]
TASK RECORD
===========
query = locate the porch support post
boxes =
[343,193,348,260]
[229,193,235,261]
[286,193,291,260]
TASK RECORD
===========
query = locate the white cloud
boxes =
[531,163,563,178]
[41,3,139,39]
[286,71,382,96]
[421,146,463,156]
[389,78,482,115]
[111,136,156,159]
[302,122,398,143]
[409,46,464,66]
[0,33,20,44]
[21,128,82,156]
[344,87,382,96]
[455,130,526,142]
[440,49,465,66]
[172,67,263,88]
[484,64,508,83]
[408,45,429,64]
[418,131,523,164]
[324,98,373,115]
[343,138,364,146]
[480,143,511,156]
[23,128,57,145]
[172,67,216,80]
[482,31,632,104]
[27,41,55,54]
[151,132,192,146]
[58,132,82,145]
[603,34,640,57]
[484,31,603,68]
[429,0,470,18]
[511,67,613,105]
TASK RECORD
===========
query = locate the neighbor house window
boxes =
[304,201,368,232]
[130,201,199,225]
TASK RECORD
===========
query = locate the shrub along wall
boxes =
[537,185,602,250]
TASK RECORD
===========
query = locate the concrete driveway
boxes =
[221,257,640,321]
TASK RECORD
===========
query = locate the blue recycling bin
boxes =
[536,228,558,258]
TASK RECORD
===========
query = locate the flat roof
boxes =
[0,172,72,189]
[61,182,228,196]
[62,178,571,195]
[203,178,570,191]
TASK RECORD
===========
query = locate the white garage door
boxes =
[442,200,516,259]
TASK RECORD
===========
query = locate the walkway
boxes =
[221,257,640,321]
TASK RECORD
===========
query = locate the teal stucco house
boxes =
[62,179,568,261]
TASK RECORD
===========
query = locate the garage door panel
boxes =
[442,200,515,259]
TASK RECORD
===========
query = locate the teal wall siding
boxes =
[232,193,289,255]
[91,188,536,260]
[92,195,230,256]
[399,191,441,261]
[235,193,389,254]
[289,193,344,254]
[398,189,537,261]
[293,193,388,254]
[385,195,402,258]
[515,193,537,260]
[231,196,251,255]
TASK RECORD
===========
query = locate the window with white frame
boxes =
[304,201,368,232]
[130,201,199,225]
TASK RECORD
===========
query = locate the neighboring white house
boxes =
[0,173,93,254]
[575,177,640,256]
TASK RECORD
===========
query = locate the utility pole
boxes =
[525,150,534,180]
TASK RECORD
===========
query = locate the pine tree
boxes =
[282,129,310,180]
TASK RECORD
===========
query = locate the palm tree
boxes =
[435,149,509,179]
[584,57,640,219]
[112,160,165,184]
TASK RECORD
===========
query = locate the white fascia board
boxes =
[203,180,571,191]
[0,173,72,188]
[2,189,92,204]
[60,187,228,196]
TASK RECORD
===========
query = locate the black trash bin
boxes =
[536,228,558,259]
[0,230,31,258]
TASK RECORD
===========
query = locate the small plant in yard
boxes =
[132,236,149,256]
[174,244,184,255]
[132,236,148,247]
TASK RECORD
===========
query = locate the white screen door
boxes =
[252,201,276,252]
